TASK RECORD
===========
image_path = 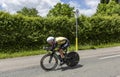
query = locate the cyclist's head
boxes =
[46,36,55,44]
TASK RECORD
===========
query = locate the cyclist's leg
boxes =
[59,40,70,58]
[61,40,70,50]
[58,46,64,58]
[59,41,70,65]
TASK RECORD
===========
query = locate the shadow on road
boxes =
[56,64,83,71]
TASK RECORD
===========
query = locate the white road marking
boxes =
[99,54,120,60]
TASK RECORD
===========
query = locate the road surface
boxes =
[0,46,120,77]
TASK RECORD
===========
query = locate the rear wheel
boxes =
[40,54,58,71]
[66,52,79,67]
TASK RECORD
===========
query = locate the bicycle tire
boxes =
[40,54,58,71]
[66,52,80,67]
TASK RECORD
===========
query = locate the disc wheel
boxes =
[66,52,80,67]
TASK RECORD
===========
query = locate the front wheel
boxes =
[40,54,58,71]
[66,52,80,67]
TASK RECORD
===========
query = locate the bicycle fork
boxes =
[49,53,54,63]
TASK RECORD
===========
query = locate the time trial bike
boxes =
[40,47,80,71]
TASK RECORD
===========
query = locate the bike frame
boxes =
[40,47,79,70]
[48,49,68,63]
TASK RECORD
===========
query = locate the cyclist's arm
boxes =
[49,43,57,51]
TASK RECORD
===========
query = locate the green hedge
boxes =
[78,15,120,44]
[0,12,120,52]
[0,12,45,52]
[0,12,76,52]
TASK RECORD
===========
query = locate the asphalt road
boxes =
[0,46,120,77]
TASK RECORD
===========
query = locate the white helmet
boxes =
[47,36,55,43]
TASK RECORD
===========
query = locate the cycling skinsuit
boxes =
[51,37,70,50]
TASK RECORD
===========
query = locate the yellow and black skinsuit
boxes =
[51,37,70,51]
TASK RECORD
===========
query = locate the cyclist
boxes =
[46,36,70,65]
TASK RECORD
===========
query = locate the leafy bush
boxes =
[78,15,120,45]
[96,1,120,16]
[0,11,120,52]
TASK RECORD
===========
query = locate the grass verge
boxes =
[0,43,120,59]
[0,50,46,59]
